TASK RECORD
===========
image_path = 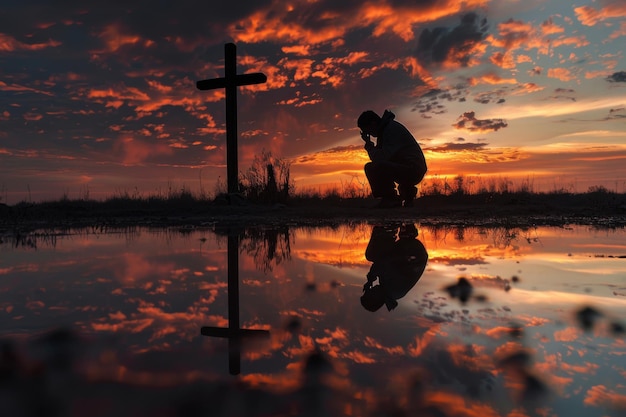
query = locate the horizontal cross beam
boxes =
[196,73,267,90]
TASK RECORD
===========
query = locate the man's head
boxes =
[358,110,381,137]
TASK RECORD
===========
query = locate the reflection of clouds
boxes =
[584,385,626,411]
[26,300,45,310]
[554,326,581,342]
[483,324,526,340]
[92,295,229,351]
[560,361,600,375]
[363,336,405,355]
[429,255,487,266]
[4,226,626,415]
[113,253,176,285]
[406,325,439,357]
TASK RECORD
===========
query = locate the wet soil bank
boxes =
[2,192,626,231]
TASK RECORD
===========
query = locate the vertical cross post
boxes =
[197,43,267,194]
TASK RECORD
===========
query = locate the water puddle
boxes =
[1,223,625,416]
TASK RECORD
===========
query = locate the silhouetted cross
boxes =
[197,43,267,194]
[200,233,269,375]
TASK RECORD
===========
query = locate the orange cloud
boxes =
[276,91,323,107]
[407,327,440,357]
[294,52,372,89]
[23,112,43,121]
[238,55,289,91]
[280,58,315,83]
[327,51,369,66]
[609,21,626,40]
[0,33,60,52]
[541,17,565,35]
[584,385,626,410]
[479,72,517,85]
[490,52,516,69]
[229,0,490,46]
[553,327,581,342]
[511,82,545,95]
[146,80,173,94]
[91,318,154,334]
[113,137,173,165]
[365,0,490,42]
[0,80,54,96]
[281,45,313,56]
[363,336,405,355]
[358,57,434,87]
[560,362,599,375]
[230,6,345,45]
[552,35,590,49]
[575,2,626,26]
[87,85,150,102]
[340,350,376,364]
[484,326,521,339]
[547,67,576,82]
[490,19,534,50]
[96,23,148,53]
[447,343,492,373]
[424,390,501,417]
[487,15,589,64]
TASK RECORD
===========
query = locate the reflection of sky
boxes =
[1,224,625,415]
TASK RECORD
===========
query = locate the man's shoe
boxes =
[399,185,417,207]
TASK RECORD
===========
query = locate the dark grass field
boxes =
[2,190,626,231]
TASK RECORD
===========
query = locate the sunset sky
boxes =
[1,0,625,203]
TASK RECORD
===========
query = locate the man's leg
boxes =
[395,164,426,207]
[365,162,398,199]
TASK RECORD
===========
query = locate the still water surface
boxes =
[1,223,625,416]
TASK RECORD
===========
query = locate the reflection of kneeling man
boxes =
[361,224,428,312]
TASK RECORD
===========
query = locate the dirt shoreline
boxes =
[2,193,626,231]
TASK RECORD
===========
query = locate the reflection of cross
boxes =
[201,233,270,375]
[197,43,267,194]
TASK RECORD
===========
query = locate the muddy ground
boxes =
[2,192,626,232]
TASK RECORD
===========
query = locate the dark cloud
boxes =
[606,107,626,120]
[415,102,447,115]
[606,71,626,83]
[429,141,489,152]
[411,87,468,116]
[473,90,507,105]
[416,12,488,67]
[549,88,576,102]
[453,111,507,132]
